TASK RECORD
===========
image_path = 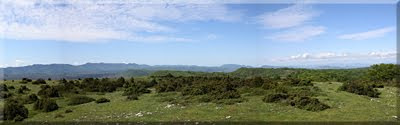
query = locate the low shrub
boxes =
[38,85,60,98]
[3,99,29,121]
[68,96,95,105]
[283,78,313,86]
[288,96,330,111]
[263,93,288,103]
[7,85,15,90]
[20,78,32,84]
[0,84,8,91]
[95,98,110,103]
[33,98,59,112]
[32,78,47,85]
[338,81,381,98]
[127,94,139,100]
[0,92,12,99]
[24,94,39,104]
[65,109,73,113]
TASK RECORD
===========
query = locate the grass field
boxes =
[1,80,398,122]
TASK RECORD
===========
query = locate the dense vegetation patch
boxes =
[33,98,59,112]
[2,99,29,121]
[338,80,380,98]
[32,78,47,85]
[38,85,60,98]
[68,96,95,105]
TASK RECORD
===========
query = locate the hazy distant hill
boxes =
[0,62,372,80]
[1,63,248,80]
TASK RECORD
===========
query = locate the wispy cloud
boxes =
[274,50,396,62]
[257,3,319,29]
[0,0,239,42]
[338,26,395,40]
[267,26,325,42]
[258,3,325,42]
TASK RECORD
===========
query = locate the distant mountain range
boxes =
[0,63,372,80]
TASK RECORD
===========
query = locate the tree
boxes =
[368,64,400,85]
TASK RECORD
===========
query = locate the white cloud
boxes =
[257,3,319,29]
[275,50,396,62]
[338,26,395,40]
[14,59,26,67]
[267,26,325,42]
[0,0,239,42]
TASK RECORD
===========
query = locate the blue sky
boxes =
[0,0,397,67]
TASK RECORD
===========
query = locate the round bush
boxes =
[65,109,73,113]
[34,98,59,112]
[3,99,29,121]
[24,94,39,104]
[96,98,110,103]
[68,96,95,105]
[32,78,47,85]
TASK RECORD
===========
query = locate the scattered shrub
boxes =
[24,94,39,104]
[3,99,29,121]
[0,84,8,91]
[7,85,15,90]
[283,78,313,86]
[338,81,380,98]
[65,109,73,113]
[32,78,47,84]
[38,85,60,98]
[263,93,288,103]
[34,98,59,112]
[288,96,330,111]
[122,81,150,98]
[0,92,12,98]
[68,96,95,105]
[20,78,32,84]
[95,98,110,103]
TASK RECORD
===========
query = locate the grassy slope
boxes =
[1,80,397,122]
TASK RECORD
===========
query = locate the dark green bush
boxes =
[20,78,32,84]
[33,98,59,112]
[263,93,288,103]
[3,99,29,121]
[68,96,95,105]
[0,92,12,99]
[338,81,381,98]
[95,98,110,103]
[65,109,73,113]
[24,94,39,104]
[288,96,330,111]
[283,78,313,86]
[38,85,60,98]
[0,84,8,91]
[32,78,47,84]
[122,82,150,97]
[7,85,15,90]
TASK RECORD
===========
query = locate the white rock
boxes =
[392,116,398,119]
[225,116,231,119]
[165,104,174,108]
[135,112,143,117]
